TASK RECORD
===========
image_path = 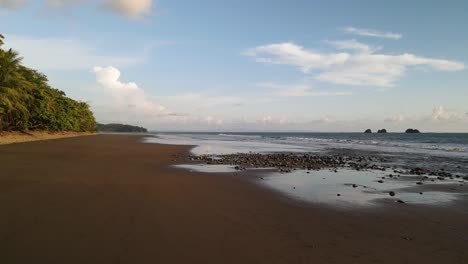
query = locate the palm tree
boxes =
[0,37,30,130]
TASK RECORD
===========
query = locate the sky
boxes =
[1,0,467,132]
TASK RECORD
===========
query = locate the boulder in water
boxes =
[364,129,372,133]
[377,129,387,133]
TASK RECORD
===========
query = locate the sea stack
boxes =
[364,129,372,133]
[405,128,420,133]
[377,129,387,133]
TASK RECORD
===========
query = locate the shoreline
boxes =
[1,134,467,263]
[0,131,95,145]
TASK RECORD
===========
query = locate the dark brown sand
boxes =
[0,134,467,263]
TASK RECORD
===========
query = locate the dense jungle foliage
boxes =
[0,34,96,132]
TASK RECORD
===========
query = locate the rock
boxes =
[405,128,420,133]
[364,129,372,133]
[337,194,341,196]
[377,129,387,133]
[389,191,396,197]
[377,180,384,183]
[352,184,358,188]
[397,199,405,204]
[401,236,413,241]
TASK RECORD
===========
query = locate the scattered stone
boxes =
[352,184,358,188]
[397,200,406,204]
[401,236,413,241]
[389,191,396,197]
[377,180,384,183]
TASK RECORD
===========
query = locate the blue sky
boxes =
[1,0,467,132]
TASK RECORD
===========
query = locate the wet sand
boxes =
[0,134,467,263]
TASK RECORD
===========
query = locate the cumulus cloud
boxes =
[92,66,170,122]
[246,41,464,87]
[257,82,351,97]
[91,66,233,127]
[0,0,28,9]
[342,26,402,39]
[431,106,464,121]
[101,0,153,18]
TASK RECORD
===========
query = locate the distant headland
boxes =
[97,123,148,133]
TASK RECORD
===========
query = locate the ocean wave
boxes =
[276,136,468,153]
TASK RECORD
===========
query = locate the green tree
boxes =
[0,34,96,132]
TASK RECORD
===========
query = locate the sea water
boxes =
[144,132,468,208]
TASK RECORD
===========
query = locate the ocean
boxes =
[144,132,468,207]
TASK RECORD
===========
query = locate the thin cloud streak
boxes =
[342,26,402,39]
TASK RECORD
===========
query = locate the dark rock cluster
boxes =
[192,153,389,172]
[405,128,420,133]
[189,153,468,182]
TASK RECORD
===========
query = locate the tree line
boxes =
[0,34,96,132]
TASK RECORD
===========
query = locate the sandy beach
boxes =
[0,134,467,263]
[0,131,95,145]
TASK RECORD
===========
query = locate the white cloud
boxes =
[257,82,351,97]
[0,0,27,10]
[431,106,464,121]
[91,66,233,126]
[342,26,402,40]
[245,42,349,73]
[246,42,464,87]
[4,35,141,70]
[92,66,172,123]
[101,0,153,18]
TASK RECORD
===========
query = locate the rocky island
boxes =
[405,128,421,133]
